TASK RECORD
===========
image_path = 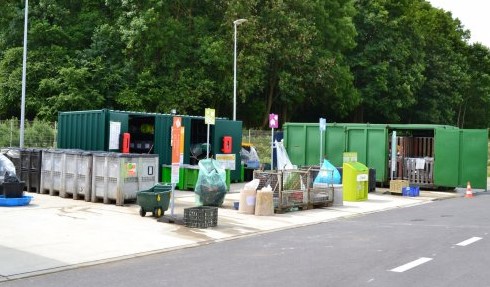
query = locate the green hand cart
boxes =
[136,183,172,217]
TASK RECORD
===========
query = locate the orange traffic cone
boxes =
[465,181,473,198]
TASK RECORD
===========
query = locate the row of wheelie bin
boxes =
[1,148,42,193]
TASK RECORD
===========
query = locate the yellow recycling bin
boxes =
[342,162,369,201]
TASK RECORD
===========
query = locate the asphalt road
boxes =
[2,193,490,287]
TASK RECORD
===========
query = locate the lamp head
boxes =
[233,19,248,26]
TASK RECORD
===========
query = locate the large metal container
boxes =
[57,109,129,152]
[283,123,488,189]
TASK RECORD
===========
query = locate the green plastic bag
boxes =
[195,159,227,206]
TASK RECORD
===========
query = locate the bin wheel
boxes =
[139,208,146,217]
[154,207,163,218]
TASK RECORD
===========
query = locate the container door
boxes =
[459,129,488,189]
[324,126,346,167]
[304,125,321,165]
[213,119,243,182]
[346,127,387,182]
[434,129,460,187]
[366,128,388,182]
[107,112,129,152]
[284,124,321,166]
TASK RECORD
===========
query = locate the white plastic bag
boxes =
[275,140,296,170]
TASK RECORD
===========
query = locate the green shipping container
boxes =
[283,122,488,189]
[58,110,243,183]
[58,109,129,151]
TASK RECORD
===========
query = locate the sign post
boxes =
[319,118,326,166]
[269,113,278,170]
[170,116,182,217]
[391,131,397,180]
[205,108,216,158]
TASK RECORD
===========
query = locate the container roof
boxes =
[283,122,458,130]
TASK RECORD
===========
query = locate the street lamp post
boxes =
[20,0,29,148]
[233,18,247,121]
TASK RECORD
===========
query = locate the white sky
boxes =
[427,0,490,47]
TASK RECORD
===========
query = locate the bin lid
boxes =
[343,162,368,171]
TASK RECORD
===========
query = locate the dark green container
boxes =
[136,183,172,217]
[58,110,244,183]
[58,109,129,151]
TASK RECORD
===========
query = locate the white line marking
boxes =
[456,237,482,246]
[390,257,433,273]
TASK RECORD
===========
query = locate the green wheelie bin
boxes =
[137,183,172,217]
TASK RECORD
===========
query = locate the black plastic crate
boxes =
[369,168,376,193]
[30,149,43,171]
[29,170,41,193]
[3,181,25,198]
[20,169,29,191]
[20,149,31,170]
[184,206,218,228]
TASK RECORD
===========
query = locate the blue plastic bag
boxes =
[313,159,341,184]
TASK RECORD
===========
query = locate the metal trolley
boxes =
[301,167,334,209]
[253,169,308,213]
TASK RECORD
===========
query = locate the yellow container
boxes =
[342,162,369,201]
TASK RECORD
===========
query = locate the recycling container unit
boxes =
[183,164,200,190]
[74,152,93,201]
[60,150,93,200]
[342,162,368,201]
[62,149,82,198]
[28,148,43,193]
[283,122,488,190]
[137,183,172,217]
[40,149,65,196]
[91,153,158,206]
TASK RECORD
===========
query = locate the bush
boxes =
[0,118,55,148]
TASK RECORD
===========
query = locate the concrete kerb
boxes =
[0,184,456,282]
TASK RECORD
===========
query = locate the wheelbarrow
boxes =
[136,183,171,218]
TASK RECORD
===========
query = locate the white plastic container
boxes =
[91,153,158,205]
[40,149,65,196]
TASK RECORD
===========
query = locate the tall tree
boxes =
[349,0,426,123]
[460,43,490,128]
[225,0,358,127]
[410,4,470,125]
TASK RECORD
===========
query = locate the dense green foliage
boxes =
[0,0,489,128]
[0,118,55,147]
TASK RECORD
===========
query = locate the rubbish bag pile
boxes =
[0,153,17,184]
[195,158,227,206]
[240,145,260,169]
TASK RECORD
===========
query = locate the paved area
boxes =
[0,182,476,282]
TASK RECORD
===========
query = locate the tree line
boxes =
[1,0,489,129]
